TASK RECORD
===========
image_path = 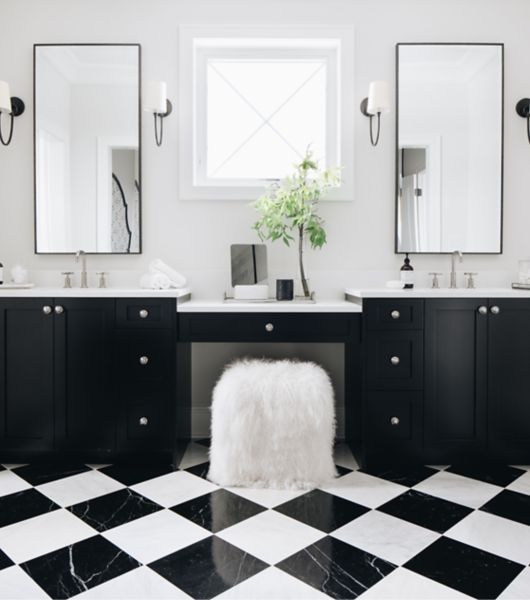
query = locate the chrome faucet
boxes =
[450,250,463,288]
[75,250,88,288]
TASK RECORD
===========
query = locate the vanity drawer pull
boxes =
[391,310,401,320]
[42,305,52,315]
[265,323,274,332]
[390,356,400,366]
[139,309,149,319]
[54,305,64,315]
[478,306,488,315]
[139,416,149,426]
[139,355,149,366]
[390,416,400,426]
[490,305,500,315]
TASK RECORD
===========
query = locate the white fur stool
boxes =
[208,359,336,490]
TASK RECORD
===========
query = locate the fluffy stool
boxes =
[208,358,336,490]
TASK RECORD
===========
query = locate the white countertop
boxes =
[178,299,362,313]
[0,286,192,299]
[345,287,530,299]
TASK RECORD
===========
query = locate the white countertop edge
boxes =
[177,299,362,313]
[345,287,530,298]
[0,286,191,299]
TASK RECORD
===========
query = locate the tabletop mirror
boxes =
[396,43,503,254]
[34,44,141,253]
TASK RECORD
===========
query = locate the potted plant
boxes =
[252,149,340,297]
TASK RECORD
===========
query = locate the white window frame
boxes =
[178,25,355,201]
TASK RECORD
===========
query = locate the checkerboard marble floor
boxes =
[1,442,530,599]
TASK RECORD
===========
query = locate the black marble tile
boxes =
[0,488,59,528]
[99,463,175,486]
[171,489,265,533]
[335,465,353,477]
[149,536,267,599]
[405,536,524,598]
[68,488,162,532]
[446,464,526,488]
[185,461,210,480]
[481,489,530,526]
[360,465,438,487]
[21,535,140,599]
[12,462,90,486]
[277,536,396,598]
[274,489,369,533]
[378,489,472,533]
[0,548,14,571]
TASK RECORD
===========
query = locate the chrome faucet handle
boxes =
[428,272,443,289]
[464,272,478,289]
[61,272,74,289]
[96,272,107,289]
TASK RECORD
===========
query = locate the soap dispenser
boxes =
[400,253,414,289]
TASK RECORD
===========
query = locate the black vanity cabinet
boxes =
[362,297,530,466]
[0,297,177,462]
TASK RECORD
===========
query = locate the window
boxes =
[179,26,354,200]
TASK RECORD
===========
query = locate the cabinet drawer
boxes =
[365,299,424,330]
[366,331,423,389]
[126,405,165,440]
[178,313,359,342]
[115,330,174,380]
[116,299,175,329]
[366,395,413,441]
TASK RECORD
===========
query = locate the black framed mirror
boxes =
[34,43,142,254]
[396,43,503,254]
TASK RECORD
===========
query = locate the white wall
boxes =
[2,0,530,436]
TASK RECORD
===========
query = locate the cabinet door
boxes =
[0,299,54,451]
[424,299,488,462]
[488,299,530,462]
[54,298,116,453]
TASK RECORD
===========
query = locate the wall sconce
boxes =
[0,81,25,146]
[144,81,172,147]
[360,81,391,146]
[516,98,530,143]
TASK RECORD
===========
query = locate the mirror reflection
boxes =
[396,44,503,253]
[34,44,141,253]
[230,244,268,287]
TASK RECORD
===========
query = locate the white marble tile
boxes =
[102,509,211,564]
[0,565,49,599]
[216,566,328,599]
[75,566,192,599]
[217,510,324,564]
[361,567,472,599]
[0,509,95,564]
[331,510,439,565]
[1,464,28,470]
[333,443,359,470]
[178,443,209,470]
[226,485,307,508]
[507,471,530,496]
[499,567,530,599]
[0,470,31,497]
[321,471,406,509]
[36,469,124,506]
[414,470,501,509]
[445,510,530,565]
[131,470,218,508]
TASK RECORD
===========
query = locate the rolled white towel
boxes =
[140,272,171,290]
[149,259,187,288]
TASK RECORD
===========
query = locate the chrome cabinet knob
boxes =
[265,323,274,332]
[490,305,500,315]
[478,306,488,315]
[139,356,149,365]
[139,417,148,426]
[390,310,400,320]
[139,309,149,319]
[54,305,64,315]
[390,356,400,366]
[42,305,52,315]
[390,416,400,426]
